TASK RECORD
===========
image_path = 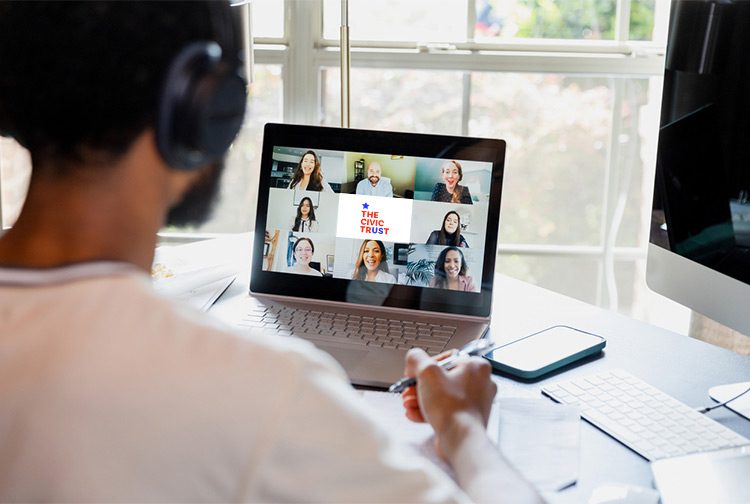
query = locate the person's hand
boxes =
[401,349,454,423]
[400,348,496,458]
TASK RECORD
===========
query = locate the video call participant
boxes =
[430,247,477,292]
[288,237,323,276]
[0,3,540,503]
[287,150,334,192]
[426,210,469,248]
[431,160,473,204]
[289,196,319,232]
[355,161,393,197]
[352,240,396,283]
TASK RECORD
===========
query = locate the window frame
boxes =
[2,0,669,312]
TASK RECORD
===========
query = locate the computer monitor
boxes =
[647,0,750,338]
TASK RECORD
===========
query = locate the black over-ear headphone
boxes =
[156,1,247,171]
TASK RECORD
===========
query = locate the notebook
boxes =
[247,123,506,388]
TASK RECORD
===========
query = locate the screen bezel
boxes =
[250,123,506,318]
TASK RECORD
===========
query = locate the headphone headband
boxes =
[155,1,247,170]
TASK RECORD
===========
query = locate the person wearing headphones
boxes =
[0,3,539,503]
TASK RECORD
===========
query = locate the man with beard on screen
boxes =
[356,160,394,197]
[0,2,540,503]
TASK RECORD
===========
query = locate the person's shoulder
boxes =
[378,270,397,283]
[461,275,477,291]
[104,275,345,379]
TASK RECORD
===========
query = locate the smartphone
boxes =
[483,325,606,379]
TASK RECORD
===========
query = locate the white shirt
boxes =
[288,265,324,276]
[288,178,334,193]
[372,269,397,283]
[356,177,394,197]
[0,263,469,502]
[288,216,319,233]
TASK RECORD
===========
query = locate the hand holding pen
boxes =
[398,340,498,453]
[388,338,495,393]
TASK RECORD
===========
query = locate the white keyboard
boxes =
[542,369,750,461]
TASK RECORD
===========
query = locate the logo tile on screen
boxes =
[336,194,412,242]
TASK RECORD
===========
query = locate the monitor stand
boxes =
[709,382,750,420]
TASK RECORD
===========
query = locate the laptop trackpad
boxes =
[317,345,369,370]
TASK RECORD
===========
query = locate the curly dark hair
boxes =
[0,1,234,169]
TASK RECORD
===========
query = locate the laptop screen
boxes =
[252,124,506,318]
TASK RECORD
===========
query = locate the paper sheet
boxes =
[152,235,246,311]
[360,392,580,497]
[359,390,459,477]
[496,398,580,492]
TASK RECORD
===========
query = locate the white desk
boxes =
[212,249,750,502]
[487,274,750,502]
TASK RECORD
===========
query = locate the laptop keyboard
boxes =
[542,369,750,461]
[238,303,455,354]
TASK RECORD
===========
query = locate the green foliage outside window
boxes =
[476,0,655,41]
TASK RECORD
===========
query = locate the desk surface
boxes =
[213,251,750,503]
[488,274,750,503]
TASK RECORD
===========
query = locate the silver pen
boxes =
[388,337,495,393]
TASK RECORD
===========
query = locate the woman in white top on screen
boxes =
[287,150,334,192]
[351,240,396,283]
[289,197,319,232]
[289,237,323,276]
[429,246,477,292]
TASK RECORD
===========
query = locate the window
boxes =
[0,0,675,326]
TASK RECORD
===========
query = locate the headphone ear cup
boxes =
[0,103,15,139]
[157,41,246,171]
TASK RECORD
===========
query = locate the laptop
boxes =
[247,123,506,388]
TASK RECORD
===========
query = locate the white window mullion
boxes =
[461,72,471,136]
[466,0,477,42]
[615,0,633,43]
[313,49,664,76]
[599,78,627,311]
[284,0,322,124]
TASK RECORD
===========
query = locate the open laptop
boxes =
[246,123,506,388]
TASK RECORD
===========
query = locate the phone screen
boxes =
[484,326,604,373]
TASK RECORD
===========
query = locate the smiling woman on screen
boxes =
[289,197,319,232]
[287,150,333,192]
[430,246,476,292]
[431,160,472,204]
[352,239,395,283]
[289,237,323,276]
